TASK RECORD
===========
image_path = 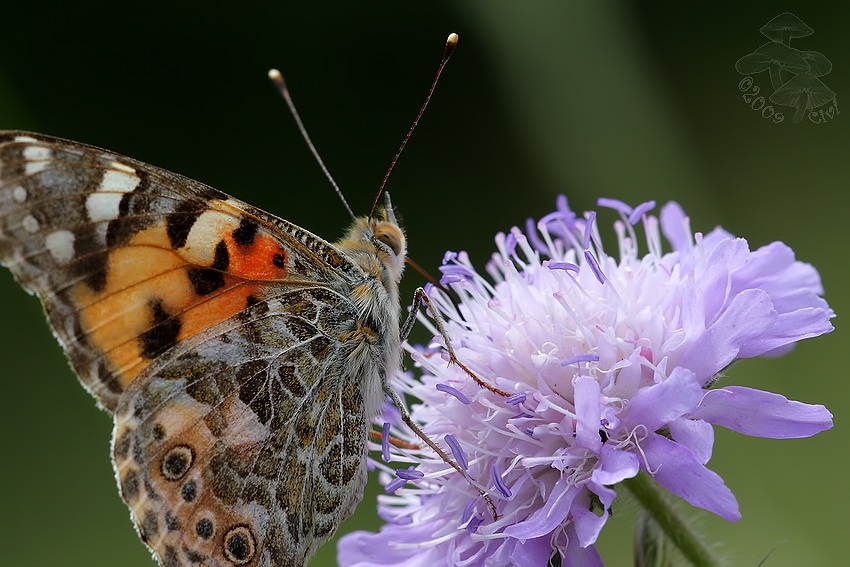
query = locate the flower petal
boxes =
[575,376,603,452]
[668,418,714,465]
[592,444,639,486]
[337,526,437,566]
[737,307,834,358]
[642,432,740,521]
[659,201,691,252]
[732,241,825,300]
[623,367,703,431]
[565,526,605,567]
[504,479,580,539]
[573,483,617,547]
[691,386,833,438]
[509,536,559,567]
[678,288,777,380]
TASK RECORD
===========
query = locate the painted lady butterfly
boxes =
[0,127,414,566]
[0,31,472,565]
[0,127,418,565]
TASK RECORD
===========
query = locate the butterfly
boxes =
[0,130,413,566]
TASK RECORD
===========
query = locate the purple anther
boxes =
[628,200,656,225]
[445,434,468,470]
[583,211,596,249]
[381,422,391,462]
[436,383,471,404]
[584,250,606,284]
[395,466,425,481]
[506,392,527,405]
[597,198,632,215]
[491,463,512,498]
[547,261,580,272]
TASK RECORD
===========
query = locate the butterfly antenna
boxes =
[369,32,458,218]
[405,256,450,294]
[268,68,357,221]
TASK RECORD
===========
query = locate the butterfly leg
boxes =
[381,372,498,520]
[400,287,510,397]
[381,286,506,519]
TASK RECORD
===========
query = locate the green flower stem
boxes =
[621,471,720,567]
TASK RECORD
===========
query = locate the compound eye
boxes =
[374,226,403,256]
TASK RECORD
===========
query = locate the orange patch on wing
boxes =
[226,231,288,280]
[177,281,261,341]
[73,223,195,385]
[72,206,292,389]
[208,200,290,280]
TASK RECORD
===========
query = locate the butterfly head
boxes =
[336,193,407,285]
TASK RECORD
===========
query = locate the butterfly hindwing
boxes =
[113,284,368,566]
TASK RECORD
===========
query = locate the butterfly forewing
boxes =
[0,131,404,566]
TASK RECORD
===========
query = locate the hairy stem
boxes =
[622,471,721,567]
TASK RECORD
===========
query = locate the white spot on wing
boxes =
[110,161,136,174]
[12,186,27,203]
[86,193,124,222]
[25,161,48,175]
[100,169,140,194]
[22,214,40,233]
[86,169,141,222]
[14,136,38,143]
[23,146,51,175]
[45,230,75,263]
[182,205,239,261]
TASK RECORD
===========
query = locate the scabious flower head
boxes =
[339,197,834,566]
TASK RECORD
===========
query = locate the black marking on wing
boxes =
[187,241,229,295]
[106,168,155,248]
[232,217,258,246]
[139,299,182,359]
[166,200,206,249]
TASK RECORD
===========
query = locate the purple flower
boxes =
[338,197,834,566]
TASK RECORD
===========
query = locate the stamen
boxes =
[396,467,426,481]
[547,261,580,272]
[461,499,477,524]
[628,200,656,225]
[597,197,632,215]
[491,463,512,498]
[525,217,550,255]
[381,422,391,462]
[445,434,469,470]
[561,353,600,367]
[583,211,596,250]
[378,508,413,525]
[436,383,472,404]
[584,250,607,284]
[508,412,535,420]
[504,231,517,256]
[505,392,527,405]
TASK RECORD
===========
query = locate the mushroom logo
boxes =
[770,73,836,124]
[735,12,837,124]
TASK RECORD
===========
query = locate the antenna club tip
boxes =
[268,69,282,81]
[443,33,459,60]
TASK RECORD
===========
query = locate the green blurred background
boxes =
[0,2,846,566]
